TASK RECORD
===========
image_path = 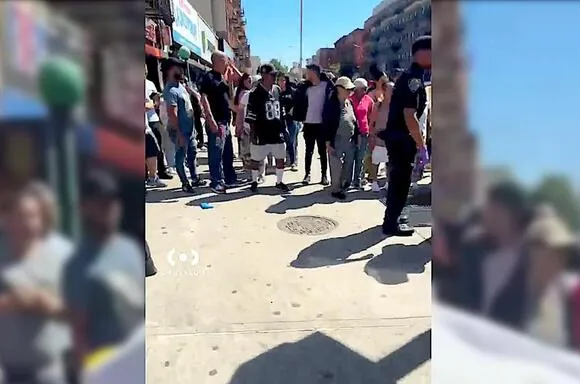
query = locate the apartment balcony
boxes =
[145,0,173,25]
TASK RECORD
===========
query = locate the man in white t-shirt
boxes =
[145,65,172,180]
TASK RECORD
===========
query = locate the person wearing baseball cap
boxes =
[377,35,431,237]
[245,64,290,193]
[326,76,358,200]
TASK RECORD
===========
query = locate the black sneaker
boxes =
[331,191,346,200]
[321,176,330,186]
[382,223,415,237]
[225,180,239,188]
[181,183,195,193]
[190,178,204,187]
[250,181,259,193]
[275,182,290,193]
[302,174,311,185]
[159,172,173,180]
[211,184,226,194]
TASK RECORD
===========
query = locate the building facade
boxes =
[366,0,431,73]
[334,28,366,76]
[250,56,261,74]
[187,0,250,69]
[314,48,336,70]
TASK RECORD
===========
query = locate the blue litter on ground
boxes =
[200,202,214,209]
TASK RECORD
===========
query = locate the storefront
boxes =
[0,0,88,182]
[198,15,218,65]
[169,0,213,85]
[145,17,172,90]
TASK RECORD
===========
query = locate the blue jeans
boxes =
[285,120,299,165]
[207,123,237,188]
[346,134,369,186]
[169,130,197,185]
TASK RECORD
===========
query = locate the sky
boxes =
[243,0,377,67]
[243,0,579,186]
[463,2,580,186]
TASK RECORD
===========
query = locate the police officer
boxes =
[378,35,431,236]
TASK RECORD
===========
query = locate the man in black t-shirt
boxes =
[245,64,290,193]
[199,51,237,194]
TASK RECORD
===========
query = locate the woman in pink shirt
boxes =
[347,78,374,188]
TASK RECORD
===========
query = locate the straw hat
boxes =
[526,204,577,248]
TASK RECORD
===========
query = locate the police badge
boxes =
[408,78,421,93]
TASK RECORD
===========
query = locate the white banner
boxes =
[433,303,580,383]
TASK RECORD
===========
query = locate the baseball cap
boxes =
[353,78,368,89]
[335,76,355,90]
[306,64,321,74]
[82,170,120,200]
[258,64,278,77]
[411,35,431,55]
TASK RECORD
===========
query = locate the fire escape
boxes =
[145,0,174,26]
[229,2,250,67]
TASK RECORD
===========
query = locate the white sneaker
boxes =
[371,181,381,192]
[146,177,167,188]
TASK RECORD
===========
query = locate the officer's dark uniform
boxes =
[378,37,429,236]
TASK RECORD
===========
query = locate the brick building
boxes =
[223,0,250,68]
[365,0,431,73]
[334,28,366,76]
[314,48,336,70]
[191,0,250,69]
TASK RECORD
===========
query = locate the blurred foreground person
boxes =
[326,77,358,200]
[524,205,580,349]
[378,36,431,237]
[0,183,73,384]
[63,171,144,368]
[453,181,532,328]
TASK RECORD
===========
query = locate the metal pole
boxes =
[299,0,303,73]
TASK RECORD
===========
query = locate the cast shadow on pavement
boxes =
[266,188,377,215]
[146,187,192,204]
[227,329,431,384]
[364,239,431,285]
[184,182,306,207]
[291,225,384,268]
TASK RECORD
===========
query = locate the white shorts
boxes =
[250,143,286,161]
[371,146,389,164]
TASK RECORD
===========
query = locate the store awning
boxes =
[145,44,167,59]
[0,88,48,120]
[95,129,144,175]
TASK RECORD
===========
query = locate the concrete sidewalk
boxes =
[146,142,432,383]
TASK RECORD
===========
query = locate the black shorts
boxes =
[145,131,159,159]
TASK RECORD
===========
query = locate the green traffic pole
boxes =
[39,56,85,240]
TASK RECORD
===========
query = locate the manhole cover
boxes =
[277,215,339,236]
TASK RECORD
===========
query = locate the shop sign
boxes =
[170,0,202,56]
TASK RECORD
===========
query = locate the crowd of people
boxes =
[0,171,145,384]
[145,36,432,237]
[434,180,580,351]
